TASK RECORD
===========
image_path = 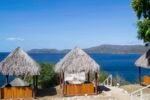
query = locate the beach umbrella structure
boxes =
[135,49,150,85]
[55,47,100,96]
[0,47,40,99]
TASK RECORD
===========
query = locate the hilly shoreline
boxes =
[28,44,148,54]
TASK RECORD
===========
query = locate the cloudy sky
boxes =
[0,0,143,52]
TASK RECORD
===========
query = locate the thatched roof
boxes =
[55,47,100,73]
[135,49,150,69]
[0,47,40,76]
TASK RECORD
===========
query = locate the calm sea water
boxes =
[0,53,150,86]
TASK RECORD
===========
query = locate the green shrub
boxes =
[88,70,108,83]
[38,63,59,88]
[98,70,108,83]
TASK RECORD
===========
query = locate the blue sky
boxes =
[0,0,143,52]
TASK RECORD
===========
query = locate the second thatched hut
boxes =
[55,47,100,96]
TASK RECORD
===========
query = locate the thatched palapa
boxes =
[56,47,100,96]
[55,47,100,73]
[0,47,40,76]
[135,49,150,69]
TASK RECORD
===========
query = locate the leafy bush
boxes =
[98,70,108,83]
[38,63,59,88]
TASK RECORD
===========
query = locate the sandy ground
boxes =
[120,84,150,93]
[121,84,150,100]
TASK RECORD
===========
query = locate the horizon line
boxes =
[0,43,145,52]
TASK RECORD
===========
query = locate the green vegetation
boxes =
[23,63,59,88]
[132,0,150,42]
[98,71,130,86]
[86,70,108,83]
[38,63,59,88]
[98,70,108,83]
[113,74,129,86]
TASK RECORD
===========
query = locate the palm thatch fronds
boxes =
[55,47,100,73]
[0,47,40,76]
[135,49,150,69]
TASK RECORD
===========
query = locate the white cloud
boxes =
[6,37,24,41]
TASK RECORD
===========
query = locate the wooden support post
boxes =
[62,72,64,96]
[0,86,1,99]
[88,72,90,82]
[32,76,34,98]
[60,73,62,88]
[95,72,98,94]
[138,67,141,84]
[32,76,36,99]
[37,76,38,89]
[6,75,9,85]
[35,75,38,97]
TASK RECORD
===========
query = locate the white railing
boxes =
[101,74,112,86]
[130,85,150,100]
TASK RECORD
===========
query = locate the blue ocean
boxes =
[0,53,150,86]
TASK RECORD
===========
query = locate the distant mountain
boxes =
[84,44,148,54]
[28,44,148,54]
[29,49,59,53]
[28,48,70,53]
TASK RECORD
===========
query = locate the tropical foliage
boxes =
[98,70,108,83]
[38,63,59,88]
[132,0,150,42]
